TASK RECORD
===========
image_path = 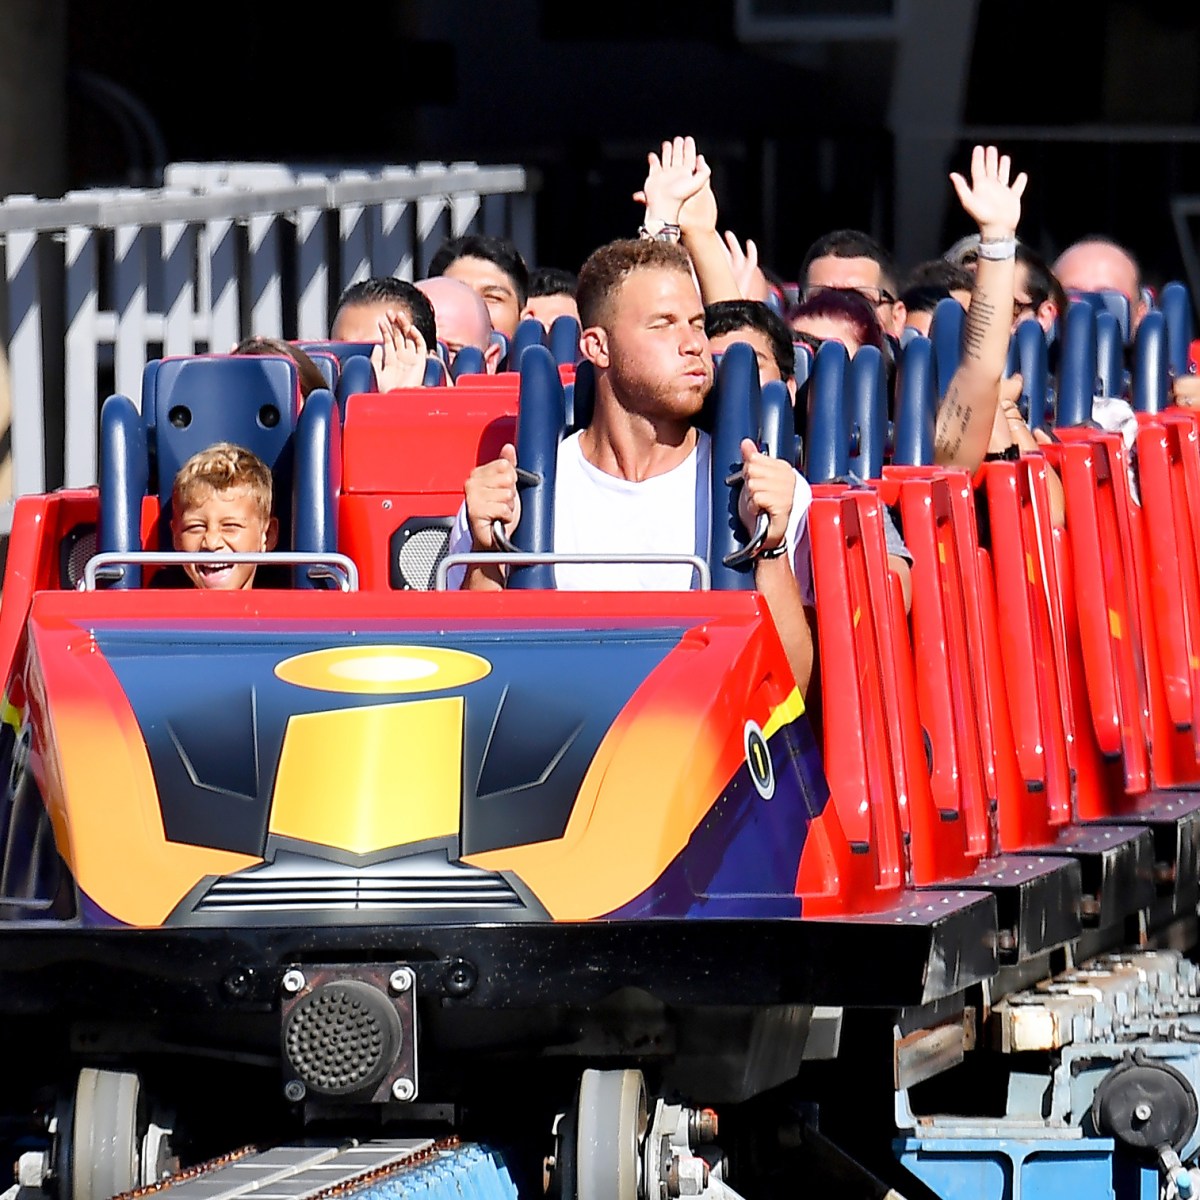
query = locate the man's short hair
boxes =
[800,229,899,294]
[576,238,693,330]
[428,234,530,309]
[704,299,796,381]
[172,442,273,522]
[528,265,578,299]
[332,277,437,349]
[904,259,974,293]
[900,261,975,317]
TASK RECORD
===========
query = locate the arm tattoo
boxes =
[962,296,995,361]
[935,383,970,460]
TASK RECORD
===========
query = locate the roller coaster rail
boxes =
[0,160,538,535]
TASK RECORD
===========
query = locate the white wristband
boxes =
[976,237,1017,261]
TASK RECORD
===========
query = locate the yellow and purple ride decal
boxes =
[58,613,826,925]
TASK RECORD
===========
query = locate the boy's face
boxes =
[171,485,278,591]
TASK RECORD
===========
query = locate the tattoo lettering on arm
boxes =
[935,383,971,461]
[962,296,995,361]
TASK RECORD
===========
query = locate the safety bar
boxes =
[436,552,711,591]
[82,551,359,592]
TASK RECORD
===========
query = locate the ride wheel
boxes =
[574,1068,648,1200]
[70,1067,143,1200]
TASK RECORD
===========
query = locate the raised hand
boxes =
[949,144,1027,241]
[723,230,769,302]
[633,136,713,230]
[371,310,428,391]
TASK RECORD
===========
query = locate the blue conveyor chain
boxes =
[110,1138,519,1200]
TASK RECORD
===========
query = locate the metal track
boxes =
[110,1137,518,1200]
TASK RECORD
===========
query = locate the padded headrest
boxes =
[149,355,300,546]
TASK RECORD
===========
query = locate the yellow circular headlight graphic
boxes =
[274,646,492,694]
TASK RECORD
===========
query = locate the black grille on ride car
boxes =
[193,851,522,914]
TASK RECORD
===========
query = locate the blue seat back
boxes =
[148,355,301,549]
[1132,309,1168,414]
[929,298,966,399]
[847,345,888,481]
[295,340,376,366]
[793,343,812,391]
[291,389,342,588]
[491,330,510,371]
[508,318,547,373]
[1161,281,1195,380]
[450,345,487,380]
[307,351,340,391]
[1007,319,1052,430]
[294,340,377,413]
[100,355,314,586]
[508,347,566,591]
[709,341,762,591]
[893,335,936,465]
[804,341,851,484]
[98,394,150,588]
[548,315,582,367]
[1068,289,1131,344]
[336,354,376,414]
[423,356,448,386]
[1056,301,1098,428]
[566,359,595,432]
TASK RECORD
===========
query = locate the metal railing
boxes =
[0,160,536,534]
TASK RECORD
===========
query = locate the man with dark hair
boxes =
[450,237,816,694]
[705,299,795,390]
[900,260,974,337]
[521,265,579,330]
[428,234,530,339]
[330,276,437,349]
[328,276,439,391]
[800,229,908,339]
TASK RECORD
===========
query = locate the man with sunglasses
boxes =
[798,230,908,339]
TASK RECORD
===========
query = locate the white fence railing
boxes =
[0,160,536,533]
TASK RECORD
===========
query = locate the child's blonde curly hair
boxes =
[171,442,273,520]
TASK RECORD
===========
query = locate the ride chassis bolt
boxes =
[389,968,414,994]
[281,969,306,994]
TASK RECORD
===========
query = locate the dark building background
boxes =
[38,0,1200,296]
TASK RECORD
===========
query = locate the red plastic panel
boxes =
[1136,417,1200,734]
[810,486,936,900]
[978,461,1073,830]
[1056,430,1152,791]
[881,469,998,864]
[341,389,518,497]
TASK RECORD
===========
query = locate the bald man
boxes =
[1053,237,1148,333]
[416,276,503,374]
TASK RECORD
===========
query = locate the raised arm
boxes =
[934,145,1027,471]
[633,136,742,305]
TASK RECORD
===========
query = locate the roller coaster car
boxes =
[0,345,1001,1200]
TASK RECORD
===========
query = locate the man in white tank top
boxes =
[449,238,814,695]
